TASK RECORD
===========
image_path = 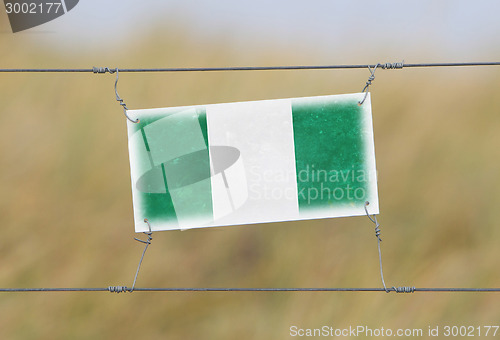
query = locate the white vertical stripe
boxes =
[224,157,248,209]
[211,173,233,220]
[206,99,299,227]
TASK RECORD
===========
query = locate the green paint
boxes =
[140,128,151,152]
[140,192,178,225]
[292,98,367,211]
[132,107,213,227]
[130,109,176,135]
[136,127,177,225]
[197,108,209,148]
[161,163,169,190]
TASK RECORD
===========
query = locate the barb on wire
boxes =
[108,286,128,294]
[92,67,114,74]
[379,61,404,70]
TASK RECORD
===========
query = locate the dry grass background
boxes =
[1,16,500,340]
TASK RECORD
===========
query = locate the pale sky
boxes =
[3,0,500,61]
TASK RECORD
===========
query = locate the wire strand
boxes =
[0,62,500,73]
[0,287,499,293]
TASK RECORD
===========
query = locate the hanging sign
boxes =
[127,93,378,232]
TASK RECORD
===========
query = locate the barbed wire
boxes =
[1,60,499,294]
[0,61,499,73]
[0,287,499,293]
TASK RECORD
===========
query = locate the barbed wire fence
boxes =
[1,61,499,294]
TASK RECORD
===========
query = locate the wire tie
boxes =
[358,61,404,105]
[93,66,138,123]
[358,64,378,105]
[113,68,139,123]
[391,286,415,293]
[107,220,153,294]
[108,286,129,293]
[92,66,115,74]
[129,219,153,293]
[364,201,415,294]
[380,60,405,70]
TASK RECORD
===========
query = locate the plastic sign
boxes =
[127,93,379,232]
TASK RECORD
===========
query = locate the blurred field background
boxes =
[1,2,500,339]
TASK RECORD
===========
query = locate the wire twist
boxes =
[108,286,129,293]
[364,201,382,242]
[92,67,115,74]
[358,64,378,105]
[380,61,405,69]
[391,286,415,293]
[358,61,404,105]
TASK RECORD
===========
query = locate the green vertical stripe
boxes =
[197,108,209,148]
[164,108,213,225]
[139,128,177,225]
[140,128,151,152]
[133,107,213,227]
[292,98,367,211]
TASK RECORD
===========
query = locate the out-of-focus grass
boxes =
[1,22,500,339]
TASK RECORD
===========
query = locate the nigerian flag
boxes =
[127,93,378,232]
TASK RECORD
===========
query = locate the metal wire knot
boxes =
[364,201,382,242]
[392,286,415,293]
[358,64,378,105]
[134,220,153,245]
[92,67,115,74]
[108,286,129,293]
[359,61,404,105]
[380,61,405,70]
